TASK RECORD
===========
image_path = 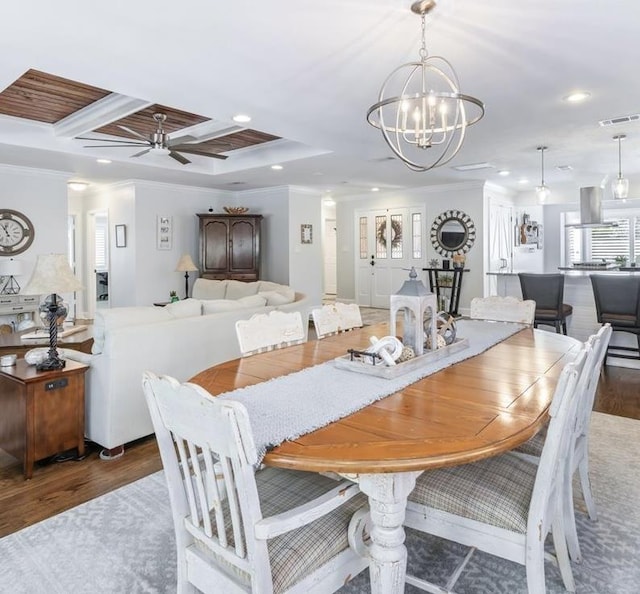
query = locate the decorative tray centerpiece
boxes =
[223,206,249,215]
[334,335,469,380]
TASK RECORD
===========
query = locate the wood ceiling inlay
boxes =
[195,130,280,154]
[0,69,111,123]
[94,105,210,138]
[0,69,281,157]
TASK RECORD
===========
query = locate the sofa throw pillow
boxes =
[257,281,295,305]
[165,298,202,319]
[191,278,228,300]
[92,307,172,354]
[258,290,294,306]
[202,299,245,315]
[225,280,260,300]
[237,295,267,308]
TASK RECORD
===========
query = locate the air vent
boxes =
[452,162,494,171]
[599,113,640,127]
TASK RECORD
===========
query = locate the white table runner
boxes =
[218,320,525,461]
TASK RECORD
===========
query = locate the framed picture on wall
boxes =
[157,216,172,250]
[301,224,313,244]
[115,224,126,248]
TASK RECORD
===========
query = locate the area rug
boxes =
[1,412,638,594]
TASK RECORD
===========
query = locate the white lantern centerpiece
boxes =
[390,267,438,356]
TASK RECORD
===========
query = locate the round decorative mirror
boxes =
[430,210,476,257]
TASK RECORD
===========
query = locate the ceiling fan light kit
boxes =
[76,112,229,165]
[366,0,485,172]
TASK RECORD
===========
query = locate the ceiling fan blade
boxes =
[82,143,149,148]
[169,151,191,165]
[76,136,150,145]
[117,125,149,141]
[131,148,151,158]
[170,145,228,160]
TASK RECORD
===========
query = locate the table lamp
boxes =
[0,258,22,294]
[22,254,83,371]
[175,254,198,299]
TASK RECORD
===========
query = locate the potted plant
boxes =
[169,290,179,303]
[615,255,628,268]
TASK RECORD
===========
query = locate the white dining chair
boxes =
[142,371,369,594]
[402,345,589,594]
[514,323,612,562]
[470,295,536,325]
[311,303,363,339]
[235,310,306,356]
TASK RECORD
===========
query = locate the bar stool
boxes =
[518,273,573,334]
[590,274,640,360]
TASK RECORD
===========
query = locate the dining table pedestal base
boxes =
[355,471,422,594]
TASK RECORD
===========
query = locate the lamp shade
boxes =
[22,254,83,295]
[175,254,198,272]
[0,258,22,276]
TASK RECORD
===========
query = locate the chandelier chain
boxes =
[419,15,428,61]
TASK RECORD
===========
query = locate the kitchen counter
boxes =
[487,267,640,277]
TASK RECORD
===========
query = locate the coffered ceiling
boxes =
[1,1,640,199]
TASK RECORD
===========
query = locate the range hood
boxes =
[565,186,617,228]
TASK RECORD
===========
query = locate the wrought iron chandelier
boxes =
[366,0,484,172]
[535,146,550,204]
[612,134,629,200]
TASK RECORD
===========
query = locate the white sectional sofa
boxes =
[65,279,309,455]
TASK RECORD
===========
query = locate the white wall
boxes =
[234,186,291,285]
[0,166,71,319]
[132,181,230,305]
[288,187,323,305]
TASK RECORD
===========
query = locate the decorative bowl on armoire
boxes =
[223,206,249,215]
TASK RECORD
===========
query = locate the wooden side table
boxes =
[0,325,94,357]
[0,359,89,479]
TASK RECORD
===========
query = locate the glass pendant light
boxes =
[612,134,629,200]
[535,146,550,204]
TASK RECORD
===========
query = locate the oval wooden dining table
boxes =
[190,321,581,594]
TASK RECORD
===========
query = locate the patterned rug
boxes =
[1,412,638,594]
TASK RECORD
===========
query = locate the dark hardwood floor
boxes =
[0,363,638,539]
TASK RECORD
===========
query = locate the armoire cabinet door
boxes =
[198,214,262,281]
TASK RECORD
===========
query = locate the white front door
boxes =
[355,207,426,308]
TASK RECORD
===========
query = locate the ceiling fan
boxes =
[76,112,229,165]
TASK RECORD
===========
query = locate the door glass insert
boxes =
[390,214,403,259]
[375,215,387,259]
[359,217,368,259]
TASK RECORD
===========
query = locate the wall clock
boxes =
[0,209,35,255]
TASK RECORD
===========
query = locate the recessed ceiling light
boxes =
[497,170,510,176]
[232,114,251,123]
[271,164,283,170]
[556,164,573,171]
[517,178,529,184]
[563,90,591,103]
[96,158,111,164]
[371,187,380,192]
[67,181,88,191]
